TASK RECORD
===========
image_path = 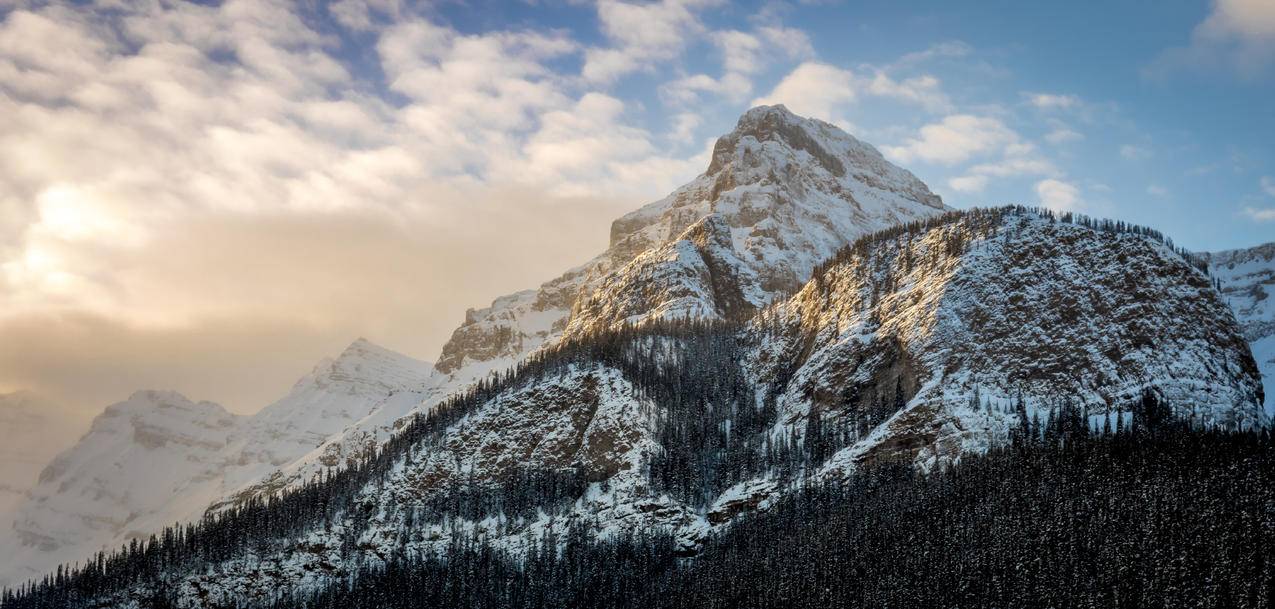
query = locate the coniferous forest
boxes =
[257,423,1275,609]
[4,413,1273,608]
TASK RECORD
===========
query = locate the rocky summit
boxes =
[1,107,1268,608]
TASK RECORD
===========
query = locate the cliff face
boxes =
[751,209,1263,474]
[1207,242,1275,417]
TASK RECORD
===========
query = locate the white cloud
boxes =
[0,2,706,333]
[1243,207,1275,221]
[752,62,857,121]
[1045,127,1084,144]
[661,25,812,105]
[582,0,719,83]
[1147,184,1170,197]
[884,115,1021,165]
[1149,0,1275,79]
[1262,176,1275,197]
[1025,92,1081,110]
[669,112,702,144]
[968,157,1058,177]
[866,72,950,112]
[948,175,989,193]
[895,41,972,66]
[758,26,815,59]
[1035,178,1082,212]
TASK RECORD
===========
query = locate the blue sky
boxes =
[0,0,1272,413]
[414,0,1275,251]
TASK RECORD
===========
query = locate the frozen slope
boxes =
[0,339,437,589]
[148,209,1263,608]
[220,104,951,510]
[436,104,947,375]
[1206,242,1275,417]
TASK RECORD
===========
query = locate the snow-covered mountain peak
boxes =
[295,338,436,397]
[0,339,441,589]
[439,106,949,376]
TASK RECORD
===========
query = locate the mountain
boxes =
[1206,243,1275,417]
[216,104,949,510]
[436,104,946,376]
[0,104,951,593]
[70,208,1259,609]
[3,107,1267,605]
[0,391,239,589]
[0,340,435,589]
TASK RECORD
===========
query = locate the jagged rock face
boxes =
[751,210,1265,472]
[563,216,761,339]
[435,104,946,375]
[0,340,437,589]
[1207,242,1275,416]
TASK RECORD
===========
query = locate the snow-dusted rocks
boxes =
[751,209,1265,473]
[436,104,947,375]
[141,209,1264,609]
[1207,242,1275,417]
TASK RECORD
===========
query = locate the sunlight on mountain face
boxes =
[0,1,1272,607]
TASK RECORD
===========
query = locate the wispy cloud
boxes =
[1147,0,1275,80]
[883,115,1022,165]
[1036,178,1082,212]
[1243,207,1275,221]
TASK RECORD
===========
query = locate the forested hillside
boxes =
[271,422,1274,609]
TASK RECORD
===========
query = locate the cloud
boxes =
[948,175,989,193]
[661,25,812,105]
[1025,92,1081,110]
[752,62,857,121]
[865,72,951,112]
[884,115,1021,165]
[894,41,972,66]
[582,0,719,83]
[1045,127,1084,144]
[669,112,702,144]
[0,1,715,415]
[968,156,1058,178]
[1147,184,1170,197]
[1148,0,1275,79]
[1035,178,1082,212]
[1262,176,1275,197]
[1243,207,1275,221]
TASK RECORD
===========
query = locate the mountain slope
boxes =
[0,391,240,589]
[1207,242,1275,417]
[222,103,951,510]
[0,105,947,591]
[436,104,946,376]
[114,208,1263,608]
[0,340,436,589]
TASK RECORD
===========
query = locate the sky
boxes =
[0,0,1273,421]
